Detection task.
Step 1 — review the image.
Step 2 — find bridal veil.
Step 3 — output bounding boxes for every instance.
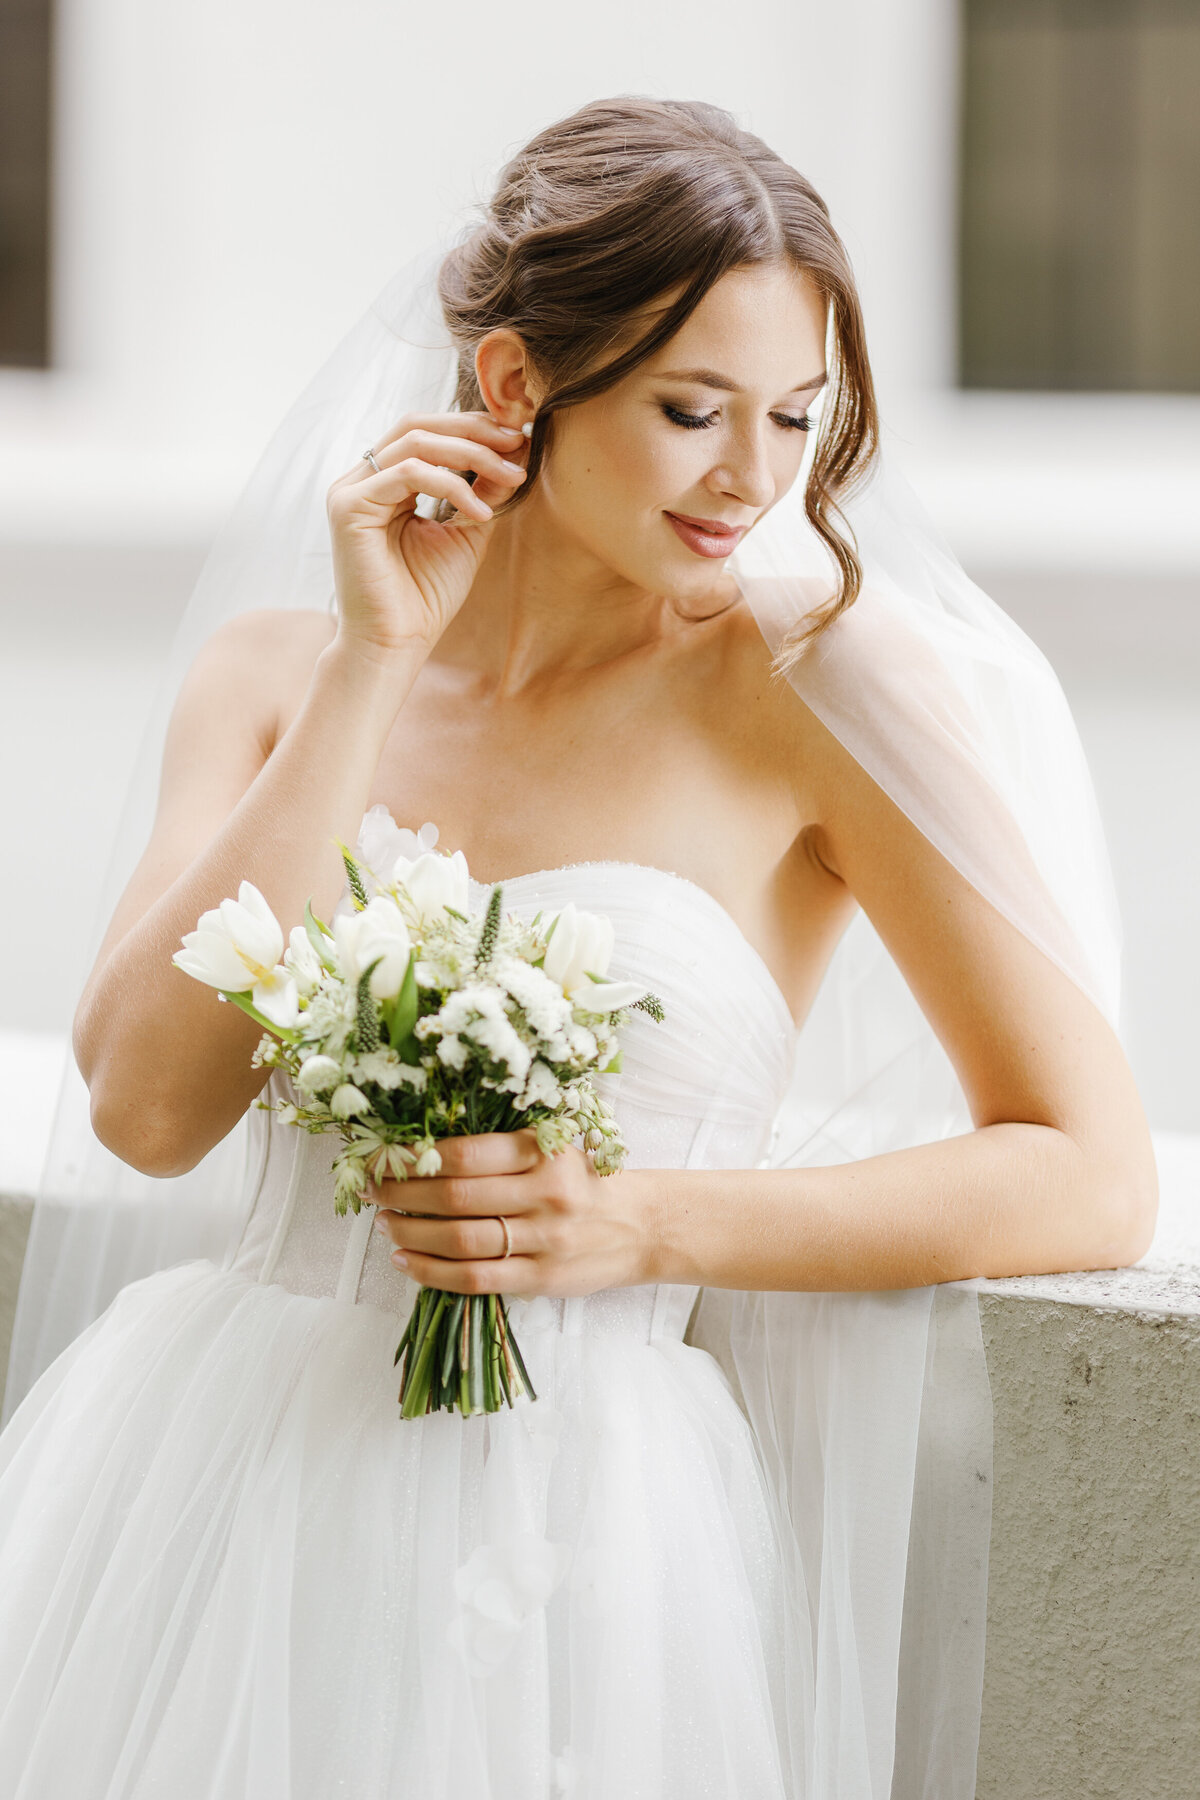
[3,230,1122,1799]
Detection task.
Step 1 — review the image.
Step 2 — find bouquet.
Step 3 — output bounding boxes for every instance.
[173,830,663,1419]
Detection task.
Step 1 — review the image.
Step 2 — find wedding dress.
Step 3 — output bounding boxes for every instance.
[0,814,810,1798]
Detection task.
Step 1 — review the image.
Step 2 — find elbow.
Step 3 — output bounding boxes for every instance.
[1091,1140,1160,1270]
[88,1080,204,1180]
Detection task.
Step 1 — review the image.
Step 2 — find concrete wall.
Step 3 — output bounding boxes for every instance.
[977,1291,1199,1799]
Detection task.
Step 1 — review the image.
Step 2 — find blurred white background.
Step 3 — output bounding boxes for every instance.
[1,0,1197,1127]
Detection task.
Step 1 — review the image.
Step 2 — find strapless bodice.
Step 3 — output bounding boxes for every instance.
[228,821,798,1346]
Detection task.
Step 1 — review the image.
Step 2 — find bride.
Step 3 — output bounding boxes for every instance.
[0,97,1156,1797]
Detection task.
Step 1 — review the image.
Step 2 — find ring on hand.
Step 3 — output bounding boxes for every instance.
[494,1215,512,1260]
[362,446,380,473]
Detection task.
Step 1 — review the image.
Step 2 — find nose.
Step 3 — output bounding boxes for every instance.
[706,422,776,512]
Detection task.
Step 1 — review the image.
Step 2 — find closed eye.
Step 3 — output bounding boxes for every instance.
[661,403,813,432]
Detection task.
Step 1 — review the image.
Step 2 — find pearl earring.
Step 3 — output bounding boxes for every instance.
[521,421,533,438]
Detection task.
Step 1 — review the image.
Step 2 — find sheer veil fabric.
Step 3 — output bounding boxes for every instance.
[4,229,1121,1797]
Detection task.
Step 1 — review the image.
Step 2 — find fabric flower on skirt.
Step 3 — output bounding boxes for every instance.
[447,1534,572,1678]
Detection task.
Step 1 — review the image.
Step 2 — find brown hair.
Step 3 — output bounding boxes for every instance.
[437,96,879,651]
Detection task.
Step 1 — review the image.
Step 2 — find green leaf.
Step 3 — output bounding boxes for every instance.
[601,1050,623,1074]
[304,898,337,968]
[380,951,420,1060]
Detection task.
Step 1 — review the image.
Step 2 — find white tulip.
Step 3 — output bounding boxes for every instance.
[174,881,304,1024]
[541,902,647,1014]
[252,969,302,1030]
[392,849,470,923]
[174,881,284,992]
[283,924,325,998]
[296,1053,343,1094]
[332,897,412,1000]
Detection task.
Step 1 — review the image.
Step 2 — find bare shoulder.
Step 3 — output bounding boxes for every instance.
[715,587,845,814]
[190,607,337,750]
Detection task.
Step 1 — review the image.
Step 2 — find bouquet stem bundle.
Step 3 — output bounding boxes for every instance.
[394,1289,538,1418]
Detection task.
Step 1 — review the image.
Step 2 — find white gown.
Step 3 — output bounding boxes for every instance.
[0,834,804,1798]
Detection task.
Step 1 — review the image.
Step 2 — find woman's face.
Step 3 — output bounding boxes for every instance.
[532,261,829,600]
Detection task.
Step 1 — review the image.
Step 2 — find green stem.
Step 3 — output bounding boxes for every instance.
[400,1289,449,1419]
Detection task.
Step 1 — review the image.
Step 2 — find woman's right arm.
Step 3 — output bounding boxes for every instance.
[75,624,422,1178]
[76,407,530,1177]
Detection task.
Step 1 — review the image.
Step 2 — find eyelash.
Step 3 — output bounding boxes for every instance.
[661,403,814,433]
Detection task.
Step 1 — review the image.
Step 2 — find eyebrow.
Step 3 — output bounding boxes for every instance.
[654,366,829,393]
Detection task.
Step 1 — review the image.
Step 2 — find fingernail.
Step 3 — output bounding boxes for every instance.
[500,460,527,476]
[391,1251,408,1268]
[495,422,524,436]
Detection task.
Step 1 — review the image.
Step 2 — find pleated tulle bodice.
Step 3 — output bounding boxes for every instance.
[228,831,798,1346]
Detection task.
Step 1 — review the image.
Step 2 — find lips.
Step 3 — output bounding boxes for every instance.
[664,511,748,559]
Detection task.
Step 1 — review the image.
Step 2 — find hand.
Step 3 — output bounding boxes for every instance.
[325,410,530,659]
[368,1130,653,1297]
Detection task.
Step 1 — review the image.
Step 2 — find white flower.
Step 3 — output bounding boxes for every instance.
[173,883,303,1027]
[355,807,439,892]
[542,902,647,1013]
[352,1051,413,1087]
[447,1534,572,1678]
[330,1083,371,1119]
[392,848,470,922]
[495,956,575,1040]
[519,1060,562,1110]
[250,968,301,1030]
[436,1034,469,1071]
[283,924,325,997]
[295,1053,343,1094]
[332,897,412,1000]
[413,1144,441,1177]
[467,1012,531,1084]
[174,881,283,991]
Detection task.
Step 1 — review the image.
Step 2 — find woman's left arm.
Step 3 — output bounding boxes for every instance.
[648,729,1159,1292]
[374,736,1158,1296]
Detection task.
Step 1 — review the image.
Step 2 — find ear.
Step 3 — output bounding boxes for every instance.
[474,329,543,430]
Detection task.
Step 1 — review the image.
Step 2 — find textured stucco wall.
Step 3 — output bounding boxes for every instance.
[976,1294,1200,1800]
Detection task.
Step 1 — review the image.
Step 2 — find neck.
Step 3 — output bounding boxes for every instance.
[434,492,684,696]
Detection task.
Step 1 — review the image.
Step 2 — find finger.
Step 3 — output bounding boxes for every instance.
[394,1249,534,1297]
[351,456,495,522]
[376,1171,538,1219]
[428,1130,543,1180]
[377,1211,514,1260]
[366,430,527,489]
[371,410,527,455]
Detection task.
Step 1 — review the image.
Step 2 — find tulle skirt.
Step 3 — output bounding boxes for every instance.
[0,1260,792,1798]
